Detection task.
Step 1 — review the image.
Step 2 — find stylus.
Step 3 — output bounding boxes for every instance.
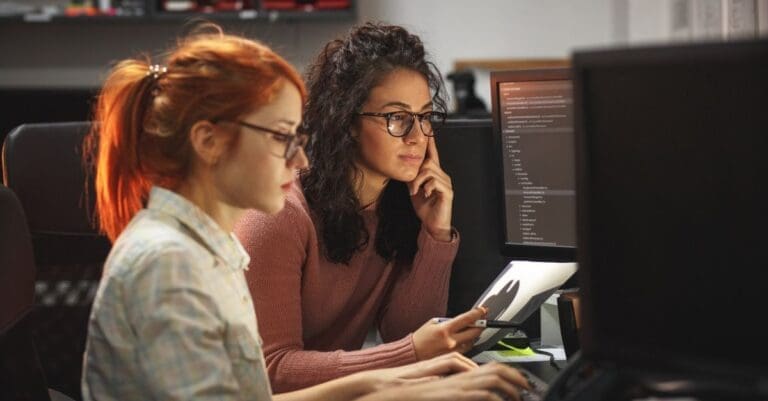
[432,318,519,328]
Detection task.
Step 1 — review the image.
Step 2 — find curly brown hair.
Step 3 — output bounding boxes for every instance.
[300,21,447,265]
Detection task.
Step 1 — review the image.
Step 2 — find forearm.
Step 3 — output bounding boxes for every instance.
[379,228,457,340]
[268,337,416,392]
[273,372,377,401]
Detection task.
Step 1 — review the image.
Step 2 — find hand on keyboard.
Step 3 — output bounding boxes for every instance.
[512,366,548,401]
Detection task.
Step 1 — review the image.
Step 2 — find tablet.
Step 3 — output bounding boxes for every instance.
[467,260,577,357]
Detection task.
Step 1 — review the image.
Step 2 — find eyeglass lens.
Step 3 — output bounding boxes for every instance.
[386,112,444,137]
[285,135,308,160]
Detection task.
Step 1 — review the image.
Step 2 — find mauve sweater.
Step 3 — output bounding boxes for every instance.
[233,183,459,393]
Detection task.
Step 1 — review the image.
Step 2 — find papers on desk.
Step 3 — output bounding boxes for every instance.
[473,347,567,363]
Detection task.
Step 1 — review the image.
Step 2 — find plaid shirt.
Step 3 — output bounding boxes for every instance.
[82,187,272,401]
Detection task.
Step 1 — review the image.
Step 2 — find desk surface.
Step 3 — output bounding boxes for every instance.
[474,354,567,385]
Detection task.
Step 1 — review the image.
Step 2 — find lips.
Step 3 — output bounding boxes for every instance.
[398,154,423,163]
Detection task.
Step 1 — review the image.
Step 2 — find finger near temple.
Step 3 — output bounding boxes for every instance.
[427,137,441,165]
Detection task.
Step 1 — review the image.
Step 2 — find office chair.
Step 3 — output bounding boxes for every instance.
[0,184,49,401]
[2,122,111,400]
[0,185,75,401]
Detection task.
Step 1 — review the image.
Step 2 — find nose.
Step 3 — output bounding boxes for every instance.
[403,120,427,145]
[288,147,309,170]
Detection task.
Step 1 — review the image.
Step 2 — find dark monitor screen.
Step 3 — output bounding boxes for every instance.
[438,118,543,337]
[574,39,768,378]
[490,68,576,261]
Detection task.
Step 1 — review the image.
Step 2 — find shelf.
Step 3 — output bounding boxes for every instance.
[152,8,354,22]
[0,1,355,24]
[0,14,146,23]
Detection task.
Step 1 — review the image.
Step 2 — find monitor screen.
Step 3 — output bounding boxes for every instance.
[574,39,768,378]
[490,68,576,261]
[436,119,509,309]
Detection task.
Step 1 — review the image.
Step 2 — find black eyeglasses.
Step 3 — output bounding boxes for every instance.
[217,120,308,160]
[358,110,447,137]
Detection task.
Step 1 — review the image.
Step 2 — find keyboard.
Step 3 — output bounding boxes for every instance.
[515,365,549,401]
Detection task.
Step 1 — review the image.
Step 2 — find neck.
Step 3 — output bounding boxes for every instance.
[175,175,243,233]
[352,164,388,209]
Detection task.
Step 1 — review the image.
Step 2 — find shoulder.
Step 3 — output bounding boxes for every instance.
[106,210,213,281]
[234,180,314,245]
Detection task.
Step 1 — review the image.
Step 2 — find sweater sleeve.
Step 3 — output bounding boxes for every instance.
[234,197,419,393]
[377,227,460,342]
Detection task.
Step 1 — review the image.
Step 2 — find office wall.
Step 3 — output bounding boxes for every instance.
[628,0,768,43]
[4,1,763,103]
[357,0,619,108]
[0,0,621,110]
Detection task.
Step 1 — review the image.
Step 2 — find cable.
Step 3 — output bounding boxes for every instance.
[531,347,561,371]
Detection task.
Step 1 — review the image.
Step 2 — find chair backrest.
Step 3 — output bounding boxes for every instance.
[0,184,35,332]
[2,122,111,400]
[0,185,51,401]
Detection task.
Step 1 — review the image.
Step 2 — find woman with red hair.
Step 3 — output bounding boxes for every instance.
[81,24,529,401]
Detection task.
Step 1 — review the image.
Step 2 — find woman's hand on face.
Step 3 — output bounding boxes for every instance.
[408,138,454,242]
[358,362,531,401]
[412,307,487,361]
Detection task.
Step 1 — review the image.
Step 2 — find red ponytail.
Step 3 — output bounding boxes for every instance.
[84,28,305,242]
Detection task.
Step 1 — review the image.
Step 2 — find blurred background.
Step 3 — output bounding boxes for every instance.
[1,0,766,142]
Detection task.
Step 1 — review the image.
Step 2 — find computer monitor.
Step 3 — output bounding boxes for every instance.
[574,39,768,380]
[436,119,511,313]
[490,68,576,261]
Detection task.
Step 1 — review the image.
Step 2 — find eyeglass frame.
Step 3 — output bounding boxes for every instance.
[214,119,308,160]
[357,110,447,137]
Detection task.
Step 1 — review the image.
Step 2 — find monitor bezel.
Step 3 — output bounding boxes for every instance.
[572,39,768,379]
[490,68,576,262]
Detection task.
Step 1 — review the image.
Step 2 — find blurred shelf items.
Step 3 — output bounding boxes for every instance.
[0,0,354,21]
[0,1,146,18]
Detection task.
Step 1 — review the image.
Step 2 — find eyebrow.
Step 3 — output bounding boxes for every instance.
[381,101,434,111]
[275,118,298,126]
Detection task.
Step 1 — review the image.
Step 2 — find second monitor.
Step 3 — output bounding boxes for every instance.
[490,68,576,261]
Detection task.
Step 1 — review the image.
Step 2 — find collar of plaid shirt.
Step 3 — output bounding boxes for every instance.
[146,186,251,271]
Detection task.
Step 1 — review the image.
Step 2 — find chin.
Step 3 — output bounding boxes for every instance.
[394,170,419,182]
[255,196,285,215]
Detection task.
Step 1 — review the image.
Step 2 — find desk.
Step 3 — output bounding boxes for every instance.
[474,348,568,384]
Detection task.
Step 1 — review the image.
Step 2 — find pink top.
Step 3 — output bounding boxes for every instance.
[234,183,459,393]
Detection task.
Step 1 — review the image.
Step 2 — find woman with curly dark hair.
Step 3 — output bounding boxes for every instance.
[234,22,490,392]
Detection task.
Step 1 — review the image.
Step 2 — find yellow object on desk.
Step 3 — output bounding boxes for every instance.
[497,340,535,356]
